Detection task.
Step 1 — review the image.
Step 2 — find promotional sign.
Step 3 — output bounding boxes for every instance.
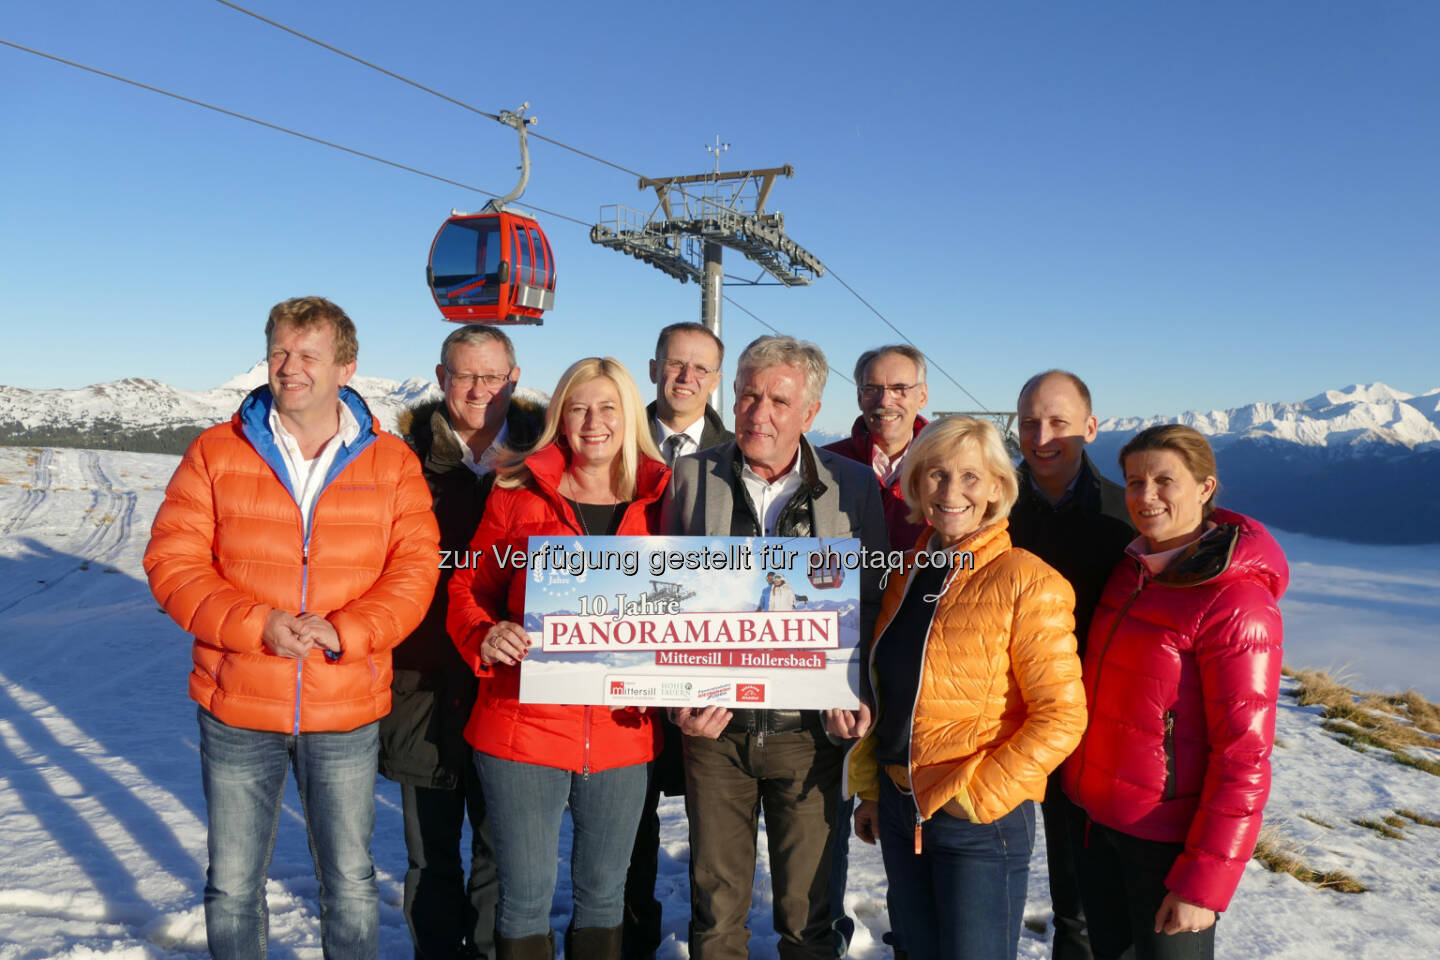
[509,535,871,709]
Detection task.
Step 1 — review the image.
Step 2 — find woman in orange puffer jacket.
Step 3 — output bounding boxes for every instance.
[846,416,1087,960]
[1064,425,1285,960]
[447,357,667,960]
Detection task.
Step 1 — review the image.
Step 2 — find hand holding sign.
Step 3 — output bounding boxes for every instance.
[481,620,531,667]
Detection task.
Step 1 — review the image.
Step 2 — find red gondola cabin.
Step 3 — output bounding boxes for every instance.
[427,210,555,324]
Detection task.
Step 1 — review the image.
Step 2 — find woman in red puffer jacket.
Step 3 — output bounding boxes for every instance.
[447,357,668,959]
[1064,424,1286,960]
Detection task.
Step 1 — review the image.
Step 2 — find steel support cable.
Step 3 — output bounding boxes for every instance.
[212,3,964,404]
[212,0,670,183]
[824,266,990,411]
[721,295,855,387]
[0,38,592,228]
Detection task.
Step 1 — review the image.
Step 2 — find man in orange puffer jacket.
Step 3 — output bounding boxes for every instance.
[144,297,439,960]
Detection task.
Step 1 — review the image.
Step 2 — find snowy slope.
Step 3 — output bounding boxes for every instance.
[1,447,1438,958]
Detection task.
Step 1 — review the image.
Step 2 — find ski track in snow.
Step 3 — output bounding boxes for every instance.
[0,446,1437,958]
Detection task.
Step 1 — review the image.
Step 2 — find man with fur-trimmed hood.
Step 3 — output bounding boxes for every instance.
[379,324,544,960]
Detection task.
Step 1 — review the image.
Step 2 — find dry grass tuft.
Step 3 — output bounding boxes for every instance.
[1353,817,1406,840]
[1291,668,1440,777]
[1299,813,1334,829]
[1252,824,1366,893]
[1397,809,1440,828]
[1386,690,1440,736]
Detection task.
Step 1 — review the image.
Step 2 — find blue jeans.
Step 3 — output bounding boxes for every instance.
[197,707,379,960]
[877,776,1034,960]
[475,751,649,939]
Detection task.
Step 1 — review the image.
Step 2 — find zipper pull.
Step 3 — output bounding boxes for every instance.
[913,810,923,855]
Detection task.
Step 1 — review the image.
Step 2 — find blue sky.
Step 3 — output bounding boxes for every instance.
[2,0,1436,430]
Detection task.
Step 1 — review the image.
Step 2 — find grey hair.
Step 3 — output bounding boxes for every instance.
[734,335,829,406]
[439,324,516,369]
[854,344,926,386]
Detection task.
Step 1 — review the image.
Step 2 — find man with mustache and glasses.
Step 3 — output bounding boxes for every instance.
[821,344,931,956]
[824,345,931,553]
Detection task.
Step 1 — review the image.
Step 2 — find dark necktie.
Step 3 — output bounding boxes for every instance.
[664,434,687,465]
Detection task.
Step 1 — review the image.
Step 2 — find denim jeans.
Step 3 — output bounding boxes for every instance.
[877,776,1034,960]
[475,751,649,939]
[197,707,379,960]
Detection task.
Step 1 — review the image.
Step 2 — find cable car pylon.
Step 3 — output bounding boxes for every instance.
[591,142,826,407]
[426,103,557,325]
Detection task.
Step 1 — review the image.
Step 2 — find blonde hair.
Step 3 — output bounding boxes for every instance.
[900,416,1019,527]
[496,357,660,499]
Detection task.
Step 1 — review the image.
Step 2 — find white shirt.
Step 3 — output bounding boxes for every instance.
[654,416,707,464]
[872,444,908,488]
[269,401,361,537]
[452,419,510,476]
[740,453,805,535]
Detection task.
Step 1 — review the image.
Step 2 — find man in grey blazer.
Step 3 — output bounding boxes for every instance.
[661,335,887,960]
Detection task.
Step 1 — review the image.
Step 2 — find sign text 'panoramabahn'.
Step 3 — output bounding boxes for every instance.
[540,610,839,652]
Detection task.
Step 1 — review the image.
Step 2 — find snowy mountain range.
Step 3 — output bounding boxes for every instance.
[1095,382,1440,456]
[1087,383,1440,544]
[3,372,1437,541]
[0,363,440,451]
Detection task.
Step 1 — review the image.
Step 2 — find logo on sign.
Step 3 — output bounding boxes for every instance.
[736,683,766,703]
[610,680,626,696]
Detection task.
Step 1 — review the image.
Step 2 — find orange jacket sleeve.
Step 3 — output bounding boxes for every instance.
[144,435,272,654]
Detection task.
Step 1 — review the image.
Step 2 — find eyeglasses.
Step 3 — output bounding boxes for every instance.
[859,382,920,398]
[660,359,717,378]
[446,369,512,390]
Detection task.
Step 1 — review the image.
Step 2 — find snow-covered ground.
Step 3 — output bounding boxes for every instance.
[1,446,1437,958]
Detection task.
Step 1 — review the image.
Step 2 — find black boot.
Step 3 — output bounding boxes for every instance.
[496,931,554,960]
[563,924,623,959]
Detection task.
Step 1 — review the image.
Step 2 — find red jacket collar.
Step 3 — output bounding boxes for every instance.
[522,440,670,508]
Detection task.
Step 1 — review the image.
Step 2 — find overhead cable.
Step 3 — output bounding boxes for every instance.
[722,295,855,387]
[825,266,989,410]
[213,0,657,182]
[0,38,592,228]
[212,0,980,406]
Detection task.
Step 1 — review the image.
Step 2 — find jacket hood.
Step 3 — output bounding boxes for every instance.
[398,393,547,466]
[1152,508,1288,600]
